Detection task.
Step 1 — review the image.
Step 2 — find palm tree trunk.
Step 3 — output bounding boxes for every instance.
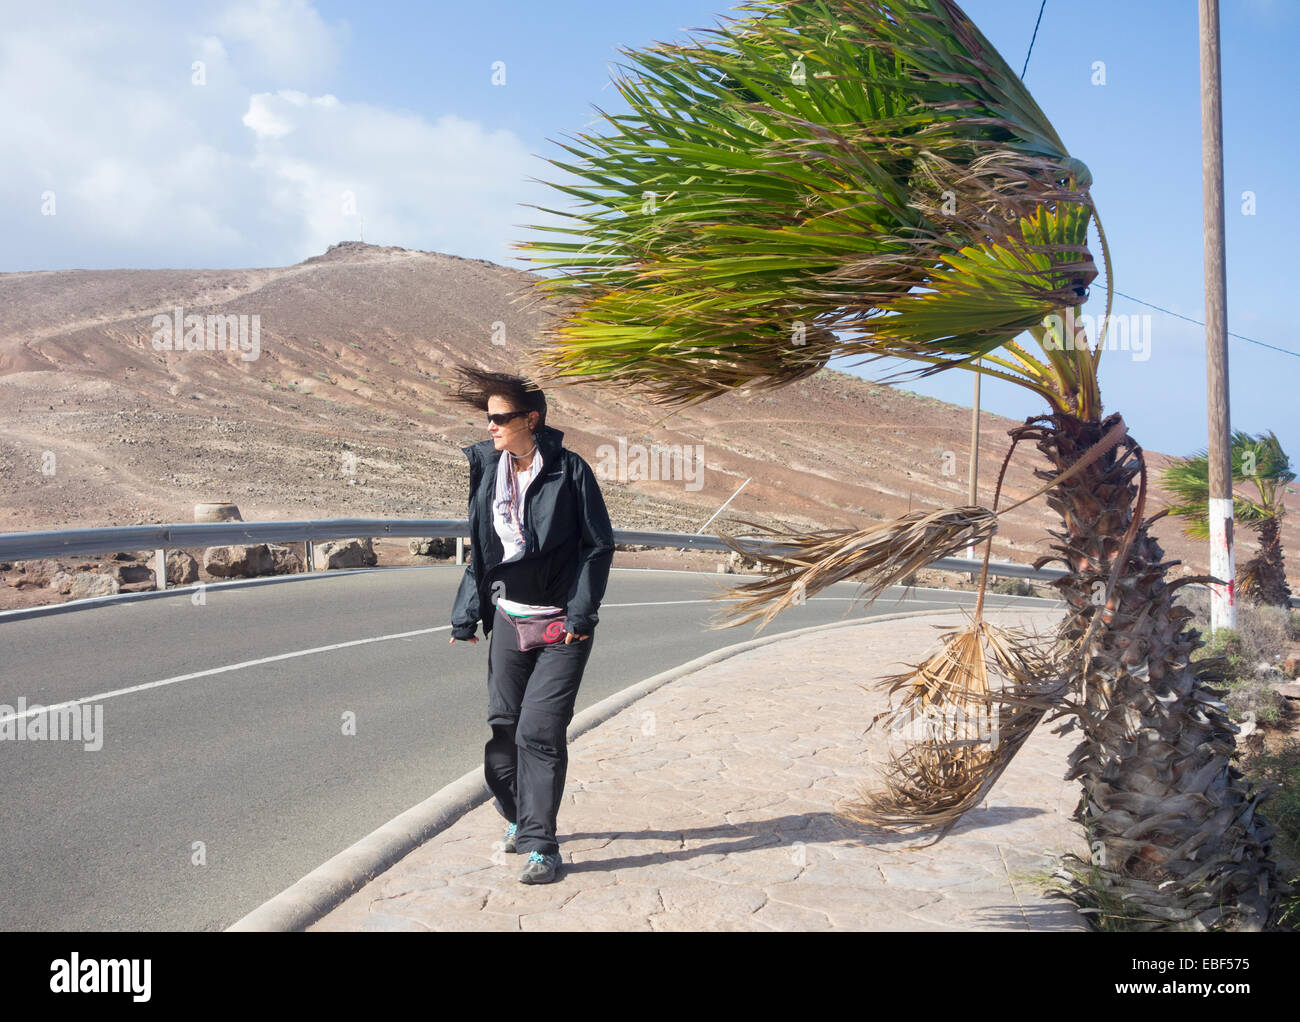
[1246,517,1292,607]
[1026,411,1282,929]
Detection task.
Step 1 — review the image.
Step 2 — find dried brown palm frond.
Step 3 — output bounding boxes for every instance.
[1237,556,1265,602]
[836,616,1067,845]
[706,420,1129,637]
[705,506,998,633]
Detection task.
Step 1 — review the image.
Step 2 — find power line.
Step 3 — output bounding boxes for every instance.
[1099,284,1300,359]
[1015,2,1295,362]
[1021,1,1048,79]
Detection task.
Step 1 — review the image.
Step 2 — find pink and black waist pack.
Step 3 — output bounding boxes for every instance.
[506,610,569,651]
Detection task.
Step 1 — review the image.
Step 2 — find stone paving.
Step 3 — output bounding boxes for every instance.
[310,609,1088,931]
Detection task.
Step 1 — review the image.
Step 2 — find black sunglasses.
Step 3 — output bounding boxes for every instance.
[487,410,530,426]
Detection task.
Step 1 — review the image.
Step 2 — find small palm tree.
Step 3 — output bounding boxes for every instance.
[514,0,1283,929]
[1162,430,1295,607]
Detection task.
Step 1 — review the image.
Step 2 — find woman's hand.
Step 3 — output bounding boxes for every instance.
[563,631,589,643]
[449,635,479,644]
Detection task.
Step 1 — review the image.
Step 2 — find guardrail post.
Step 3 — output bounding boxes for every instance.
[456,537,464,565]
[154,548,167,591]
[304,540,314,573]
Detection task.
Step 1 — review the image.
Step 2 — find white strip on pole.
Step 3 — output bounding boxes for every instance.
[1208,496,1236,632]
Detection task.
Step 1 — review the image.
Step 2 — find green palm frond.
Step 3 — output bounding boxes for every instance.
[833,201,1095,405]
[1159,430,1294,537]
[515,0,1105,416]
[1234,429,1295,517]
[1161,455,1214,538]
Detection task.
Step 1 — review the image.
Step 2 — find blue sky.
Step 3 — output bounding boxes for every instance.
[2,0,1295,461]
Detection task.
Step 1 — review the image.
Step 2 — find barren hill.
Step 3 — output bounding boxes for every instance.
[1,241,1294,594]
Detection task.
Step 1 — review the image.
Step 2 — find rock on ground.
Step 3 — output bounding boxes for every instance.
[204,544,273,578]
[408,537,459,557]
[166,550,199,584]
[69,573,120,599]
[312,538,377,571]
[268,544,303,574]
[113,562,155,585]
[7,559,63,588]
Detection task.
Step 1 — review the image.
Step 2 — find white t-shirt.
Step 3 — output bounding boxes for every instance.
[491,444,564,617]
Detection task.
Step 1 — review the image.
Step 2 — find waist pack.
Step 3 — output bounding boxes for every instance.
[505,609,569,652]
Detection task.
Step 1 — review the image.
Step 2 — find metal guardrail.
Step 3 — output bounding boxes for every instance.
[0,519,801,562]
[3,516,1293,615]
[0,519,466,562]
[0,517,1067,590]
[928,556,1063,581]
[5,517,1293,605]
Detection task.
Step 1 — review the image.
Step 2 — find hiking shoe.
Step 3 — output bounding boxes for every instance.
[518,850,562,884]
[502,822,518,854]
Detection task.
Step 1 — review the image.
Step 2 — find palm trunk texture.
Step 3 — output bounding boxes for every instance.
[1241,517,1292,608]
[1027,412,1283,930]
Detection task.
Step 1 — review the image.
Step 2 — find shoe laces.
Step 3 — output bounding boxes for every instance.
[506,823,517,836]
[528,850,548,864]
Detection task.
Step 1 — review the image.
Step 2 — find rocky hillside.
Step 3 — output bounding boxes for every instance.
[1,241,1294,602]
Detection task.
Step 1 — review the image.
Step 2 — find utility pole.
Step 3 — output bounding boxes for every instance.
[1199,0,1235,632]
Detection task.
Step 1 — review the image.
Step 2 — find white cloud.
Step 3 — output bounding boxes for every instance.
[0,0,535,271]
[211,0,348,84]
[240,91,534,261]
[243,94,296,137]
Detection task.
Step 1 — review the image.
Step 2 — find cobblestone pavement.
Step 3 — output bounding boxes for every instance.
[310,609,1088,931]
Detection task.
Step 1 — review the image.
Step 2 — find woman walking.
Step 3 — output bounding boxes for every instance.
[448,365,614,884]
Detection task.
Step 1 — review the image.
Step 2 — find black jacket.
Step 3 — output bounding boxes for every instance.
[450,424,614,640]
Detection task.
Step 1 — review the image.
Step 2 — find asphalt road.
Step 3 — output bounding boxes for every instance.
[0,566,1059,930]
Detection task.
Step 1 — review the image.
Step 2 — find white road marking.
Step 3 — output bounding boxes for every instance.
[0,625,446,724]
[1,592,1049,723]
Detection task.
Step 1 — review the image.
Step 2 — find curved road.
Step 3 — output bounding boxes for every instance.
[0,565,1059,930]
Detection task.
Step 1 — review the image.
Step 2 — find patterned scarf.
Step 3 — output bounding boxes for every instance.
[495,442,538,550]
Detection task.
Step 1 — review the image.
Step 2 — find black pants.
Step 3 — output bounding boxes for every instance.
[484,605,594,856]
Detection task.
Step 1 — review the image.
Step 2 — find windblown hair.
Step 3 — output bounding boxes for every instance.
[450,363,547,429]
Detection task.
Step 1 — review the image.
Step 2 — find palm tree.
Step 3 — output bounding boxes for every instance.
[513,0,1283,929]
[1162,430,1295,607]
